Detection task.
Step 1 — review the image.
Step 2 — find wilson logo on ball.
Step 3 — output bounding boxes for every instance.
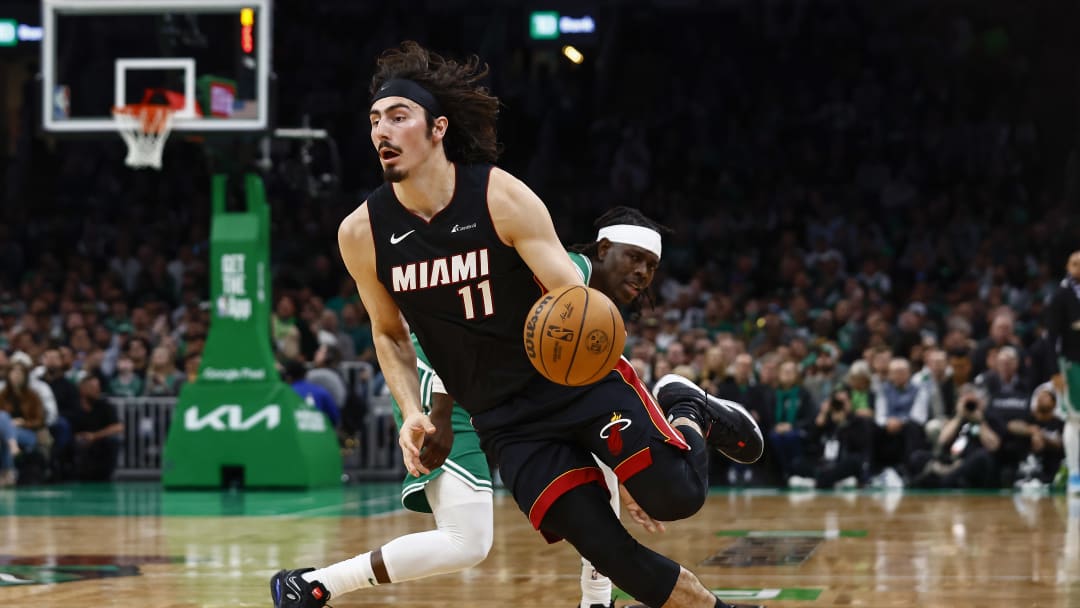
[523,295,552,360]
[522,285,626,387]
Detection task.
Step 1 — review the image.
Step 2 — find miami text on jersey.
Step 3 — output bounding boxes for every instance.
[390,248,491,292]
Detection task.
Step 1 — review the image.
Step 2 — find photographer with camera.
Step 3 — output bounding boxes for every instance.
[910,384,1001,489]
[786,386,873,489]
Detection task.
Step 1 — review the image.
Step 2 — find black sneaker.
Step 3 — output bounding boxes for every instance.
[652,374,764,464]
[270,568,330,608]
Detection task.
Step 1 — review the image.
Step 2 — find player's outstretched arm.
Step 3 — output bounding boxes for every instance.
[487,168,584,291]
[339,204,434,476]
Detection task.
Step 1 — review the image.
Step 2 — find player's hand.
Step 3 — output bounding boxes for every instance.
[620,484,665,534]
[399,412,436,477]
[420,394,455,470]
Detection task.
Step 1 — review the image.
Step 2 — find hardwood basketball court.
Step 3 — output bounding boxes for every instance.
[1,484,1077,607]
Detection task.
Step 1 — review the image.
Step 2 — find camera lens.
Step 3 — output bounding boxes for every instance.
[964,400,977,412]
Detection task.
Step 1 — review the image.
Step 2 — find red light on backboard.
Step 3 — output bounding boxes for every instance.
[240,8,254,53]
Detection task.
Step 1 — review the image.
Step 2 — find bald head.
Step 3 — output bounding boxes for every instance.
[1068,250,1080,281]
[887,358,911,387]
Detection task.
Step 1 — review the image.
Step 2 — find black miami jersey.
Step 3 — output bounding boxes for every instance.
[367,164,546,414]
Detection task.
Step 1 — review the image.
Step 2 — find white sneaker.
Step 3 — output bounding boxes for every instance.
[833,476,858,490]
[871,467,904,490]
[1015,478,1047,495]
[787,475,816,489]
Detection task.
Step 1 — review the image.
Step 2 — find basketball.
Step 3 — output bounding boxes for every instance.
[523,285,626,386]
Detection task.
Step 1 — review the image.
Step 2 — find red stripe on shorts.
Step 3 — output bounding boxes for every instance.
[614,358,689,451]
[528,466,605,535]
[613,446,653,482]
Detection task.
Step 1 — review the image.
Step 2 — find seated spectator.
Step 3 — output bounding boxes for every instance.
[6,351,58,430]
[911,385,1001,489]
[109,355,144,397]
[979,346,1032,477]
[143,346,184,397]
[716,353,771,426]
[306,345,348,413]
[972,311,1026,380]
[183,352,202,384]
[281,358,340,427]
[844,361,875,418]
[0,408,18,486]
[126,337,151,378]
[916,348,957,444]
[803,342,847,406]
[767,360,815,483]
[68,373,124,481]
[873,357,929,477]
[0,356,48,472]
[788,385,873,489]
[1006,385,1065,488]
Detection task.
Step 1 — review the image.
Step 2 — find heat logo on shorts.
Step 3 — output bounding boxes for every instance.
[600,413,632,456]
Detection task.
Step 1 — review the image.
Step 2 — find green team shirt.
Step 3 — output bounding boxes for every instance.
[568,250,594,285]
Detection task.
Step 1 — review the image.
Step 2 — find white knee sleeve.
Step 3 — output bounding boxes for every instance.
[380,472,494,582]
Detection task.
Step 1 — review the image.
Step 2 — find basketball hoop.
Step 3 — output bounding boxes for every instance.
[111,102,175,169]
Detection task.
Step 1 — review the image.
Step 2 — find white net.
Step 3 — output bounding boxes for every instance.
[112,104,175,169]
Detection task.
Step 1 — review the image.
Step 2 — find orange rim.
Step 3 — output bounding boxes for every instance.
[112,104,175,135]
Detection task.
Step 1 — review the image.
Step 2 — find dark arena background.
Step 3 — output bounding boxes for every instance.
[1,1,1079,607]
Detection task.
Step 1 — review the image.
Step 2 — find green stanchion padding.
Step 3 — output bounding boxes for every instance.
[162,174,342,488]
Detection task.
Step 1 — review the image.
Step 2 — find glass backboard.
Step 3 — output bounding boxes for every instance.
[42,0,272,133]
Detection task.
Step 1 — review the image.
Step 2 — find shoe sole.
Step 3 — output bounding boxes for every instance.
[653,374,764,464]
[707,394,764,464]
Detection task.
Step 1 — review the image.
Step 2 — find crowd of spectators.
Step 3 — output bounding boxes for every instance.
[1,1,1078,488]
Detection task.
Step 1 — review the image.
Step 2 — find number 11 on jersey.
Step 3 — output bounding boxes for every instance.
[457,279,494,320]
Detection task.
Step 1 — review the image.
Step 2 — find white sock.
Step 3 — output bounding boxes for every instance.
[1065,419,1079,477]
[304,552,377,596]
[579,557,612,608]
[304,472,493,598]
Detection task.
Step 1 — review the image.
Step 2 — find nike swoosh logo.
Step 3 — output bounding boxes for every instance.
[390,230,416,244]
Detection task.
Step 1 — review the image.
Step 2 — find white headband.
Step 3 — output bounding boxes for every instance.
[597,225,662,259]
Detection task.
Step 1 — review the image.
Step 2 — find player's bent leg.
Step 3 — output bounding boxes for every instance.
[578,457,620,608]
[544,484,761,608]
[620,428,709,522]
[382,472,494,580]
[271,473,493,607]
[542,483,680,608]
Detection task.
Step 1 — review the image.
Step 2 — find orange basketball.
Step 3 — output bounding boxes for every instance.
[523,285,626,386]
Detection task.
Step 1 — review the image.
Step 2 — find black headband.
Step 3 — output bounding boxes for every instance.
[371,78,444,117]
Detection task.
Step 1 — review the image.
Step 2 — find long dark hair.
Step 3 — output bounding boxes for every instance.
[370,41,501,164]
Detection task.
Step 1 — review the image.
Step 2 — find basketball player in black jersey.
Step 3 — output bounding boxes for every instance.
[270,42,763,608]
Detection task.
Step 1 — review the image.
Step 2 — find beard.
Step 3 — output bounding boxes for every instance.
[383,165,408,183]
